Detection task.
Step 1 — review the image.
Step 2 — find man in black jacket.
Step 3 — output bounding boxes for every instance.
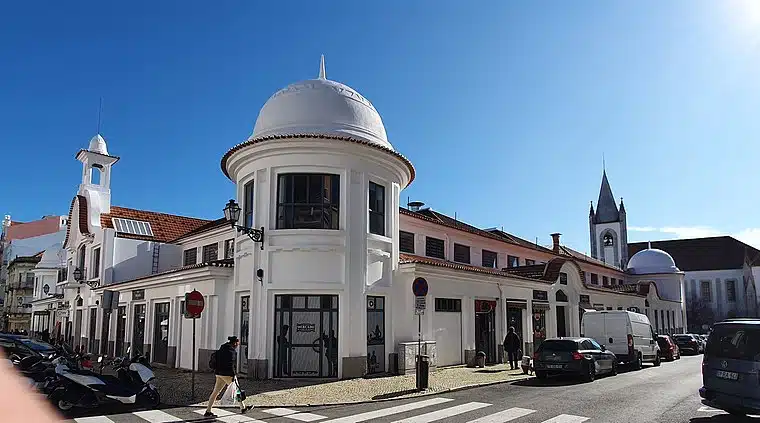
[205,336,250,417]
[503,326,521,370]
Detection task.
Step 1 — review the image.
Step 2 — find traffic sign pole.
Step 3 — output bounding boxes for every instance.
[184,290,205,401]
[411,278,429,391]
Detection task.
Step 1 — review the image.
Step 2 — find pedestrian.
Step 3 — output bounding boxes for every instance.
[204,336,252,418]
[503,326,521,370]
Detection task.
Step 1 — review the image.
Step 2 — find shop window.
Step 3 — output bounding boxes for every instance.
[277,173,340,230]
[425,237,445,259]
[435,298,461,312]
[453,243,470,264]
[399,231,415,253]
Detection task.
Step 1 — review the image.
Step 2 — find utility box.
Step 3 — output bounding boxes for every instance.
[416,355,429,391]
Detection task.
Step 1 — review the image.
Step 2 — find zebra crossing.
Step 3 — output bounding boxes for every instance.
[69,396,591,423]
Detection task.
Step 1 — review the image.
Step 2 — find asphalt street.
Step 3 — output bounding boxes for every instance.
[60,355,758,423]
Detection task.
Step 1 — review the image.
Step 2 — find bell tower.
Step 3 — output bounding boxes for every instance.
[589,170,628,268]
[76,133,119,221]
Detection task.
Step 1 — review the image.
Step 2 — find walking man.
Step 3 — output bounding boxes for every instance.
[205,336,251,418]
[503,326,521,370]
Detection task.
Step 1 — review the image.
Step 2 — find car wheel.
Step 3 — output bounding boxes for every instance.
[57,399,74,411]
[536,371,547,380]
[584,361,596,382]
[633,353,643,370]
[654,353,661,367]
[610,361,618,376]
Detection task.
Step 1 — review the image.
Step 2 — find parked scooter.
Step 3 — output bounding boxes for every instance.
[48,347,159,412]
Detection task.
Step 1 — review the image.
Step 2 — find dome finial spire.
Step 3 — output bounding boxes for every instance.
[647,241,652,249]
[318,54,326,80]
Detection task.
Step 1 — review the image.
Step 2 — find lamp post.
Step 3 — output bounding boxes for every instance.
[223,199,265,250]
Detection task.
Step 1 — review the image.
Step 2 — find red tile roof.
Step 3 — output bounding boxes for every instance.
[97,259,234,288]
[63,195,90,248]
[399,253,552,284]
[170,218,229,242]
[101,207,212,243]
[220,133,415,185]
[557,245,626,274]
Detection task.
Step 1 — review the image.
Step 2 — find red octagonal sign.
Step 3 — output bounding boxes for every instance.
[185,290,205,318]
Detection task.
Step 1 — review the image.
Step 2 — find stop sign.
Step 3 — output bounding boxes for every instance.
[185,290,205,318]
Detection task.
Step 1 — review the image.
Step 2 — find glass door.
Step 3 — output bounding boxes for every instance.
[367,296,385,374]
[115,306,126,357]
[101,310,111,355]
[239,296,250,375]
[88,308,97,353]
[152,302,170,364]
[132,304,146,356]
[474,300,497,364]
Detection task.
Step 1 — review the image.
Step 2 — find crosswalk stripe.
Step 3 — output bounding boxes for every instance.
[319,398,455,423]
[193,408,265,423]
[391,402,492,423]
[132,409,181,422]
[466,407,536,423]
[262,408,326,422]
[539,415,589,423]
[264,408,299,416]
[74,417,115,423]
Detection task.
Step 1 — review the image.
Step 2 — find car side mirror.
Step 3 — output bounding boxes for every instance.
[98,356,103,363]
[600,345,606,352]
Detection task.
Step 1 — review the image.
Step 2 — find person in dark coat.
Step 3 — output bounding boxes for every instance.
[503,326,521,370]
[205,336,251,417]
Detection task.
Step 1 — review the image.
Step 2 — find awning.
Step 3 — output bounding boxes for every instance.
[505,299,528,309]
[531,302,550,311]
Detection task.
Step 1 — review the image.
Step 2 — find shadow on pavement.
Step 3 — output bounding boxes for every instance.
[372,389,421,400]
[690,416,759,422]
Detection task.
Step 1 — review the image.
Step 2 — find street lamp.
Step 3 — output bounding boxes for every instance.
[223,199,265,250]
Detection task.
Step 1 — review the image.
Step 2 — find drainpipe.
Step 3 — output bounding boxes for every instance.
[497,282,507,361]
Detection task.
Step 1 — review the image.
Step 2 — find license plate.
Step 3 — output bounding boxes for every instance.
[716,370,739,380]
[547,364,564,369]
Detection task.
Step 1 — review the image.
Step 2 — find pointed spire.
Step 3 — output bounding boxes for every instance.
[595,170,620,223]
[619,197,626,213]
[589,201,595,216]
[318,54,326,80]
[647,241,652,249]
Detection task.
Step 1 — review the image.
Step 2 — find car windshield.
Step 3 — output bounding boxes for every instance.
[540,340,578,352]
[673,335,692,341]
[707,325,760,362]
[19,339,55,352]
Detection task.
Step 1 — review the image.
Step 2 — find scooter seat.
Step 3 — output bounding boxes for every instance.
[90,379,136,398]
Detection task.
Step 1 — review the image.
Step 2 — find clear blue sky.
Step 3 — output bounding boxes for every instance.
[2,1,760,251]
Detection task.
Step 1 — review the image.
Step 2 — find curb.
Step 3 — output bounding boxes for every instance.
[193,373,533,409]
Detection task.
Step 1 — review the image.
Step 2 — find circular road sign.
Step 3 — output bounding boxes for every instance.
[412,277,429,297]
[185,290,205,317]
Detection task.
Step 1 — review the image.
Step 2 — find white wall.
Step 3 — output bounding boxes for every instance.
[112,238,156,283]
[684,269,746,320]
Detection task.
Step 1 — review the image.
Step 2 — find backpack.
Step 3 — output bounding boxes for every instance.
[209,351,217,370]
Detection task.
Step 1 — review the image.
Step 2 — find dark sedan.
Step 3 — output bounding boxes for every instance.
[533,337,618,382]
[0,335,56,359]
[672,334,701,355]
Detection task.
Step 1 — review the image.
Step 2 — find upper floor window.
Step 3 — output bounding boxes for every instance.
[559,272,568,285]
[243,180,254,228]
[507,255,519,268]
[224,239,235,259]
[399,231,415,254]
[425,237,445,259]
[525,259,535,266]
[453,243,470,264]
[91,247,101,279]
[57,268,67,283]
[603,233,614,246]
[610,277,616,285]
[78,244,86,272]
[183,248,197,266]
[726,280,736,302]
[202,243,218,263]
[602,276,609,286]
[590,273,598,285]
[701,280,712,302]
[277,173,340,230]
[482,250,497,268]
[368,182,385,236]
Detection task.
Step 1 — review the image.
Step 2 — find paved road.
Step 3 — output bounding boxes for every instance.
[61,355,758,423]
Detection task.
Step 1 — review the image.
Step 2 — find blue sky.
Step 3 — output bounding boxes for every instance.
[2,1,760,252]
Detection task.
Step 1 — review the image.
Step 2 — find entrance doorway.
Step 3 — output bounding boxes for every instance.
[101,310,111,355]
[88,308,97,353]
[274,295,339,378]
[132,304,146,356]
[115,306,126,357]
[556,306,567,338]
[153,303,170,364]
[507,305,524,347]
[74,310,83,350]
[366,296,385,374]
[239,296,250,375]
[532,304,548,353]
[474,300,497,365]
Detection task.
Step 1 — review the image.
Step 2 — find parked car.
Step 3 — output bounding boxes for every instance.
[581,310,661,369]
[533,337,618,382]
[656,335,680,361]
[689,334,706,353]
[673,334,701,355]
[0,335,55,359]
[698,334,709,351]
[699,318,760,417]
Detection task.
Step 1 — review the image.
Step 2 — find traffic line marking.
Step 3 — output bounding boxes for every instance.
[74,417,115,423]
[391,402,492,423]
[540,415,590,423]
[319,397,455,423]
[262,408,326,421]
[132,409,181,422]
[466,407,536,423]
[193,408,265,423]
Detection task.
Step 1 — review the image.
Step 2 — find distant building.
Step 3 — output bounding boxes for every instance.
[629,237,760,331]
[3,252,42,332]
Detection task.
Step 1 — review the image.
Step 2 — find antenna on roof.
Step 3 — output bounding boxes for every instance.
[407,196,410,210]
[454,212,457,222]
[96,97,103,134]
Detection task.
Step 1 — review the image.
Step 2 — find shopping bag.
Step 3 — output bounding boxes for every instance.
[216,379,239,407]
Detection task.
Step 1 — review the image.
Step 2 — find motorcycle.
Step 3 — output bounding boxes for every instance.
[48,347,159,412]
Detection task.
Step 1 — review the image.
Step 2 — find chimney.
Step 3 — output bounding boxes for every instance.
[550,233,562,253]
[408,201,425,212]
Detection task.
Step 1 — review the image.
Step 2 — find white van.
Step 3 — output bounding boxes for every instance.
[580,310,661,369]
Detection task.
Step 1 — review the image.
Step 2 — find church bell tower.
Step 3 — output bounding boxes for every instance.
[589,170,628,269]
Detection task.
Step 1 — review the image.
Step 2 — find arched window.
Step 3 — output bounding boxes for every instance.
[556,290,568,302]
[90,164,103,185]
[603,233,614,246]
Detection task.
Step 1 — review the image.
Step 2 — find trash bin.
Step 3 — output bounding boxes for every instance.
[416,355,429,391]
[475,351,486,368]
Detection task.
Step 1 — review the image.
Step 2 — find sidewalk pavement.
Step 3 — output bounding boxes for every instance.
[156,364,532,407]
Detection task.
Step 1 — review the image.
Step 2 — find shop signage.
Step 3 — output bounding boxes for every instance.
[579,295,590,304]
[296,322,316,333]
[532,290,548,302]
[132,289,145,301]
[475,300,496,314]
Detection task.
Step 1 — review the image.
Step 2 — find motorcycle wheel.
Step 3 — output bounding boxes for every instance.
[139,388,160,407]
[57,399,75,411]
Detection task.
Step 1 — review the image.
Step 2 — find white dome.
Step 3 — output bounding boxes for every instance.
[88,134,109,155]
[627,248,680,275]
[251,57,392,150]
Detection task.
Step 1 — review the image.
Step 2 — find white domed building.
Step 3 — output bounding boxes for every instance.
[222,56,414,378]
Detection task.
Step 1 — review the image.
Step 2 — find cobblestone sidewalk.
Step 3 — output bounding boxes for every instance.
[156,364,531,407]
